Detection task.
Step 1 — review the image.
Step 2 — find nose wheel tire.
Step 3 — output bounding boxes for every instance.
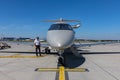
[58,56,64,66]
[58,50,65,66]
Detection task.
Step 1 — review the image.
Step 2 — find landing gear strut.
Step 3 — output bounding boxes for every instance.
[58,50,65,66]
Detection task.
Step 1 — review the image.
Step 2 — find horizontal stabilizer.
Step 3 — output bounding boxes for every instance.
[43,18,80,23]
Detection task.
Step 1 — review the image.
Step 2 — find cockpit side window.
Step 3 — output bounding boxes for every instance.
[48,24,73,30]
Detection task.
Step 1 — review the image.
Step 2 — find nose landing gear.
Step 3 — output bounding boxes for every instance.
[58,50,65,67]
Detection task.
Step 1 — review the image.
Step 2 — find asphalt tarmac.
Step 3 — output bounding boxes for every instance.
[0,43,120,80]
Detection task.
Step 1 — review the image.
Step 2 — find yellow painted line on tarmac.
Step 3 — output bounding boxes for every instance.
[35,66,66,80]
[0,54,47,58]
[35,66,89,80]
[35,68,59,72]
[36,67,88,72]
[65,68,89,72]
[59,66,65,80]
[0,56,38,58]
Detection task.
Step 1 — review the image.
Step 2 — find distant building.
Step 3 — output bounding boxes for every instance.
[17,37,32,41]
[2,37,15,41]
[1,37,33,41]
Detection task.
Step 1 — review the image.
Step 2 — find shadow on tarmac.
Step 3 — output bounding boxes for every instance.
[63,52,85,68]
[62,50,120,68]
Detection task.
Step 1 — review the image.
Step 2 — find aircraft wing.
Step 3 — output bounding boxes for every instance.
[74,42,116,47]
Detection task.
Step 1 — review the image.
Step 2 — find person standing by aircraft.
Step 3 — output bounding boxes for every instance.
[34,37,41,56]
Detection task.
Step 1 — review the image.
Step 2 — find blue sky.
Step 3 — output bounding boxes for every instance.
[0,0,120,40]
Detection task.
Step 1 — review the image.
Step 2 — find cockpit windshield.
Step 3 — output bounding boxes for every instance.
[48,24,73,30]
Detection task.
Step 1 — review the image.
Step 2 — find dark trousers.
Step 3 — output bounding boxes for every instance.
[35,45,41,56]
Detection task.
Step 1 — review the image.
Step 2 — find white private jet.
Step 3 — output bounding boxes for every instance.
[44,18,80,66]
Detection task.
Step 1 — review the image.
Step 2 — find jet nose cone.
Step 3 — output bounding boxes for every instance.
[55,40,73,48]
[58,43,61,47]
[47,30,75,48]
[57,43,66,47]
